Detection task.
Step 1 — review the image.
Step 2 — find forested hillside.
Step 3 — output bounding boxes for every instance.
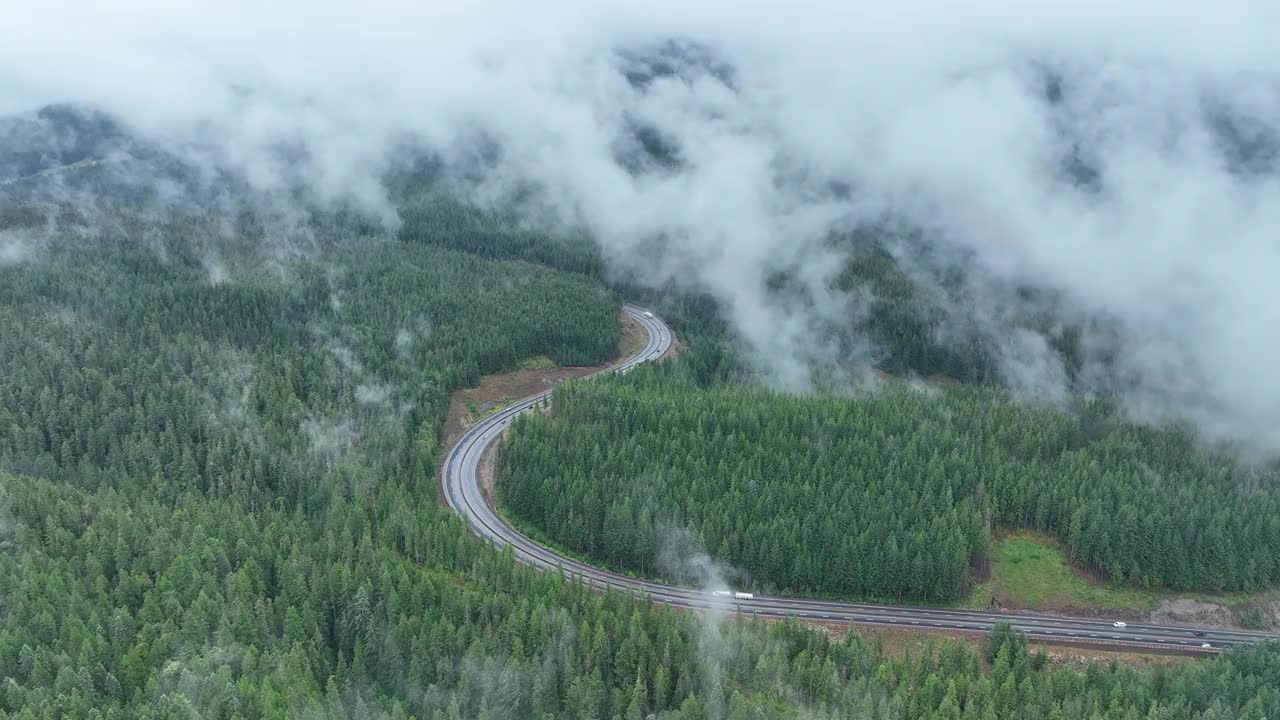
[398,194,606,279]
[0,214,649,718]
[1,196,1280,717]
[499,362,1280,601]
[831,241,1001,385]
[4,458,1279,720]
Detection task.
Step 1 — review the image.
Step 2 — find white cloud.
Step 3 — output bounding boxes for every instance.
[5,0,1280,447]
[0,232,33,265]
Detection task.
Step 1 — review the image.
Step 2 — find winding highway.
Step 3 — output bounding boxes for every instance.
[443,305,1278,655]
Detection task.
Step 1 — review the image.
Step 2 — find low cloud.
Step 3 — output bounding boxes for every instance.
[656,527,739,719]
[0,232,33,266]
[658,527,735,594]
[302,417,358,465]
[5,0,1280,449]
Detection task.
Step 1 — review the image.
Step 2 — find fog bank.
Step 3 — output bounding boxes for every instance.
[5,0,1280,448]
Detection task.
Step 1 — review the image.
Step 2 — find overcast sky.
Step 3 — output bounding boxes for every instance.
[5,0,1280,449]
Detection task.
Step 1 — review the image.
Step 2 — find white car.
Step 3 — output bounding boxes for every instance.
[643,311,654,318]
[1112,621,1127,628]
[1201,643,1212,649]
[733,592,754,600]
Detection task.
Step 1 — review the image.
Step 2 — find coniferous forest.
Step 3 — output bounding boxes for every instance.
[0,192,1278,718]
[499,360,1280,600]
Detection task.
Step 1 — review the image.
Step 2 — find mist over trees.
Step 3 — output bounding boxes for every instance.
[4,194,1268,719]
[0,208,631,717]
[9,0,1280,447]
[2,84,1280,718]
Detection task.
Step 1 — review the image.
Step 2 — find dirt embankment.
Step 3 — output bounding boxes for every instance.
[477,436,501,505]
[772,622,1193,667]
[1148,599,1236,629]
[1147,597,1280,631]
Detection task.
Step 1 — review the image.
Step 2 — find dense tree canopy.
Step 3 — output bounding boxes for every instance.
[500,363,1280,600]
[2,198,1279,719]
[398,194,606,278]
[5,457,1280,719]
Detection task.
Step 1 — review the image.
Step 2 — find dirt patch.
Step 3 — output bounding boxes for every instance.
[1263,599,1280,627]
[840,625,985,655]
[660,334,687,361]
[618,312,649,359]
[477,429,501,505]
[1036,644,1195,668]
[1148,599,1235,629]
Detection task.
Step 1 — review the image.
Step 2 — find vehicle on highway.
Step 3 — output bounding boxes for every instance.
[1194,631,1206,637]
[733,592,754,599]
[1112,621,1127,628]
[1202,643,1212,649]
[643,311,654,318]
[712,590,731,597]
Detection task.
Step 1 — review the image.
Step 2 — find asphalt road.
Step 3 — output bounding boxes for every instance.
[443,305,1278,655]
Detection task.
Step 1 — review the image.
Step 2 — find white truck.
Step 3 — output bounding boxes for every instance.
[711,590,754,600]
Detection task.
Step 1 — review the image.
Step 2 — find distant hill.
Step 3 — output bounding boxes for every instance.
[0,104,131,183]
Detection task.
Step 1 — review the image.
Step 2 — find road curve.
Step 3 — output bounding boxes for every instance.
[443,305,1278,655]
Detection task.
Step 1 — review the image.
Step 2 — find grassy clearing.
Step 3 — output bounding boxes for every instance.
[964,532,1269,618]
[966,533,1158,613]
[518,355,557,370]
